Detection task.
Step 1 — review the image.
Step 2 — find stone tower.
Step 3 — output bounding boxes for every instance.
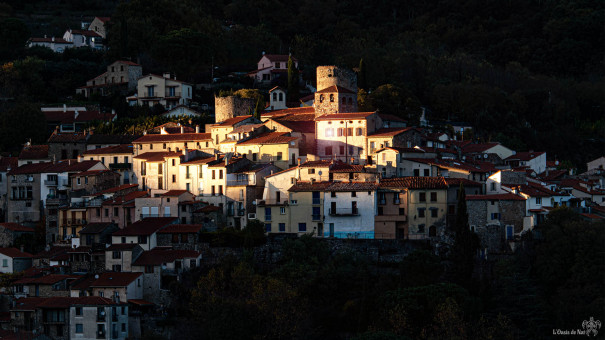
[214,96,256,123]
[314,66,358,117]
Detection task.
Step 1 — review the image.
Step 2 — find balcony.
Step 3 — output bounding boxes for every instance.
[44,179,58,186]
[329,208,359,216]
[165,91,181,98]
[109,163,132,170]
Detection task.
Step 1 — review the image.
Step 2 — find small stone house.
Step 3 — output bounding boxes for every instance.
[0,223,35,247]
[0,248,33,274]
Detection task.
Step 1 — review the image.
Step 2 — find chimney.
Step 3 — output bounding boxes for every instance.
[52,36,55,42]
[160,127,167,135]
[77,154,83,163]
[195,125,200,133]
[20,245,24,252]
[74,110,79,119]
[180,126,184,134]
[163,72,171,79]
[143,130,147,135]
[215,154,220,161]
[297,157,301,166]
[111,109,115,115]
[63,104,67,112]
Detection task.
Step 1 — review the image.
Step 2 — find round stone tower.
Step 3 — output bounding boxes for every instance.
[214,96,256,123]
[316,66,358,93]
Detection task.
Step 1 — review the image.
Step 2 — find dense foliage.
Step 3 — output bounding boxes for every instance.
[161,208,604,339]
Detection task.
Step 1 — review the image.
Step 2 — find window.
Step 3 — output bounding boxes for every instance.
[325,128,334,137]
[430,209,438,218]
[218,185,223,195]
[112,264,122,272]
[536,197,542,204]
[280,207,286,215]
[506,225,514,239]
[121,323,126,332]
[75,307,82,316]
[351,191,357,197]
[172,174,176,183]
[308,169,315,174]
[491,213,501,220]
[277,223,286,232]
[430,192,437,202]
[418,208,425,218]
[413,169,420,176]
[337,128,344,137]
[356,128,363,136]
[331,191,336,198]
[298,223,307,232]
[77,178,81,185]
[112,251,121,259]
[145,265,154,273]
[339,146,345,155]
[424,169,430,176]
[325,146,332,155]
[75,324,83,334]
[277,152,282,161]
[347,128,353,136]
[419,192,426,202]
[329,94,334,102]
[377,207,383,215]
[265,207,272,221]
[219,170,223,179]
[212,170,215,179]
[138,235,147,244]
[399,208,405,215]
[172,159,176,166]
[113,207,119,216]
[418,224,425,233]
[265,223,271,232]
[490,182,496,191]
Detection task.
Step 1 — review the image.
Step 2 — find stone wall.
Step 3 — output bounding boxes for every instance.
[316,66,357,92]
[500,200,526,234]
[214,96,255,123]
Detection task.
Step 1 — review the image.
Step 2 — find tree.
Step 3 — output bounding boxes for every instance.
[357,58,367,91]
[233,88,264,118]
[0,18,30,62]
[449,183,479,287]
[287,54,299,103]
[0,102,47,153]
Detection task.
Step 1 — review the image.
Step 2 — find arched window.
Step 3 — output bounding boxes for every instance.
[272,93,277,101]
[330,94,334,102]
[319,94,324,103]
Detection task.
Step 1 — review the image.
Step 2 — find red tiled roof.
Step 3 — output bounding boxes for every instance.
[14,274,71,285]
[376,146,426,154]
[48,132,87,143]
[97,183,138,195]
[315,112,375,120]
[8,162,52,175]
[262,54,297,62]
[539,169,567,181]
[269,115,316,133]
[133,133,211,143]
[379,177,449,189]
[316,85,355,94]
[236,132,297,145]
[0,248,32,258]
[83,144,133,155]
[506,151,545,161]
[101,191,148,205]
[133,151,182,162]
[11,297,47,311]
[261,107,315,117]
[0,156,18,171]
[368,128,414,138]
[288,181,332,192]
[157,224,203,234]
[329,162,365,173]
[180,156,216,165]
[96,16,111,23]
[581,213,604,220]
[215,115,254,127]
[69,29,101,37]
[405,158,491,173]
[114,60,138,66]
[106,243,140,251]
[0,223,34,232]
[79,222,114,234]
[466,193,526,201]
[194,205,222,213]
[518,183,557,197]
[19,145,49,160]
[161,190,189,197]
[90,272,142,287]
[128,299,154,306]
[74,169,116,177]
[265,166,297,178]
[444,178,483,187]
[378,113,406,122]
[33,246,70,260]
[461,143,501,153]
[328,182,378,191]
[113,217,177,236]
[132,248,201,266]
[299,160,332,168]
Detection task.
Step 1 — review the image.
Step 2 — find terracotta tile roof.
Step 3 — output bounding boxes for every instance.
[79,222,114,234]
[265,166,297,178]
[114,60,138,66]
[11,298,47,311]
[368,128,414,138]
[48,160,102,173]
[14,274,71,285]
[299,160,332,168]
[315,112,375,120]
[327,182,378,191]
[157,224,203,234]
[0,157,18,171]
[8,162,52,175]
[329,161,365,173]
[215,115,253,127]
[405,158,491,173]
[133,248,201,266]
[288,181,332,192]
[90,272,142,287]
[133,133,211,144]
[96,16,111,23]
[83,144,133,155]
[133,151,182,162]
[97,183,138,195]
[262,54,297,62]
[236,132,297,145]
[261,107,315,117]
[0,223,34,232]
[518,183,557,197]
[87,134,140,145]
[376,146,426,154]
[230,124,265,134]
[128,299,154,306]
[538,169,567,181]
[581,213,604,220]
[30,37,71,44]
[316,85,355,94]
[33,246,69,260]
[231,163,273,173]
[207,156,247,167]
[505,151,545,161]
[112,217,177,236]
[163,126,195,134]
[48,132,88,143]
[0,248,33,258]
[379,177,449,189]
[45,296,119,307]
[180,156,216,165]
[101,191,148,205]
[466,193,526,201]
[74,169,115,177]
[194,205,222,213]
[268,116,316,134]
[444,178,483,187]
[461,143,501,153]
[19,145,49,160]
[161,190,189,197]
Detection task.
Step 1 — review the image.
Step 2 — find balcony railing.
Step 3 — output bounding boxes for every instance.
[165,91,181,97]
[109,163,132,170]
[44,179,58,186]
[329,208,359,216]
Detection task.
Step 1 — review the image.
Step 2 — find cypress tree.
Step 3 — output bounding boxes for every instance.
[287,55,299,103]
[358,58,367,91]
[450,183,479,287]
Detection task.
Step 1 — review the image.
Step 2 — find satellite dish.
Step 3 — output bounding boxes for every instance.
[94,274,99,279]
[484,154,488,158]
[318,171,323,176]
